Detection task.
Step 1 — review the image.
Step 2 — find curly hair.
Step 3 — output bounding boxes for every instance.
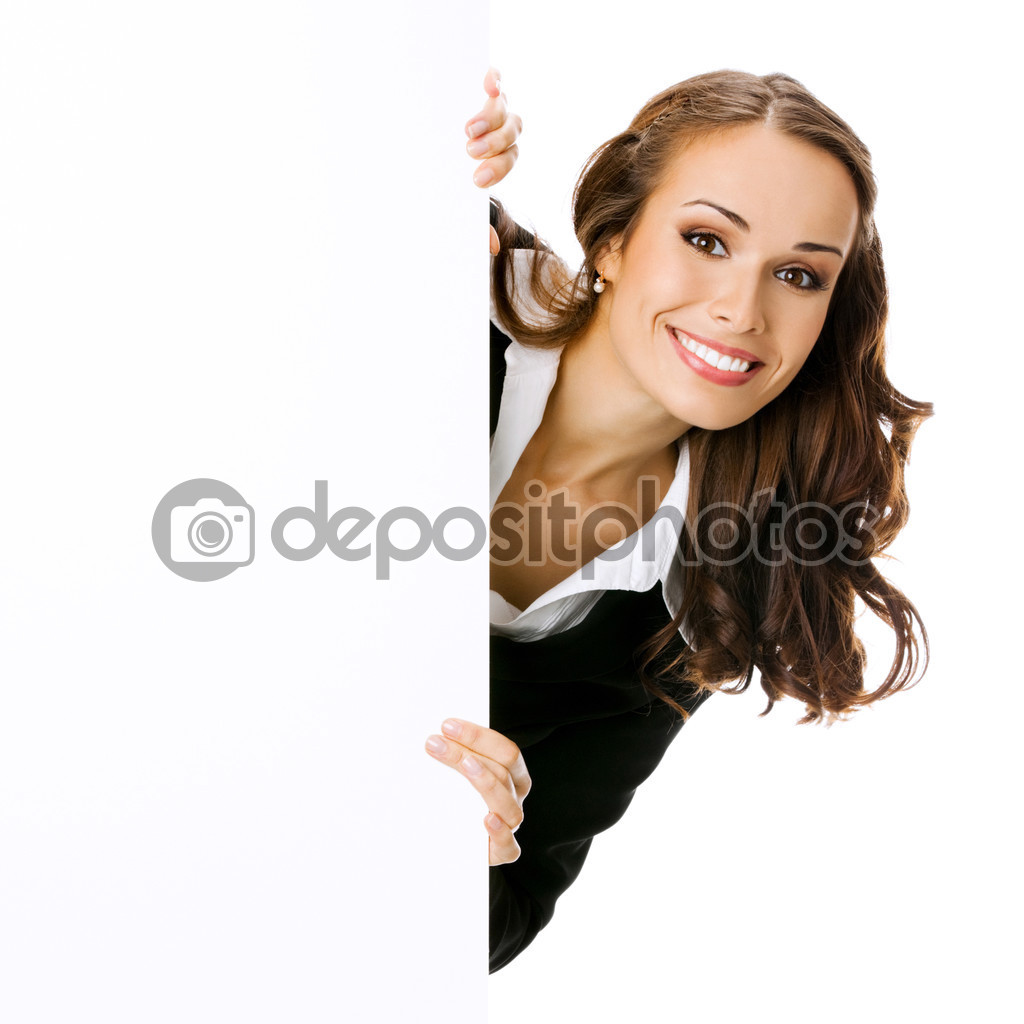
[491,70,932,723]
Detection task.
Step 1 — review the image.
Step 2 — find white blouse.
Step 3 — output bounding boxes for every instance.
[489,252,690,643]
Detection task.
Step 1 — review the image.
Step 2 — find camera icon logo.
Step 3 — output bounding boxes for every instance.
[153,479,255,582]
[169,498,253,565]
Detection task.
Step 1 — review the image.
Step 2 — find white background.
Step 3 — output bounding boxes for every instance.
[1,3,1020,1023]
[0,2,488,1021]
[489,3,1022,1023]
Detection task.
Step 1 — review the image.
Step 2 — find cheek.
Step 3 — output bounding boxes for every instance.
[619,249,706,309]
[783,309,829,369]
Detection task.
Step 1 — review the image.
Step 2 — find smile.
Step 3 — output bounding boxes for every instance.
[671,328,755,372]
[667,327,763,386]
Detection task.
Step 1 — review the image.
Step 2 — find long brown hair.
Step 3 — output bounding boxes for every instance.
[491,70,931,723]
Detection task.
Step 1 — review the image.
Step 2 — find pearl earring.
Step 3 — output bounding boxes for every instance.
[593,273,606,294]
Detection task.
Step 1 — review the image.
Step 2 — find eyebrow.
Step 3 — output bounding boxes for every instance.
[680,199,846,258]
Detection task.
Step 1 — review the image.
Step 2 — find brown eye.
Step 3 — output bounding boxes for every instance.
[683,231,727,256]
[776,267,819,290]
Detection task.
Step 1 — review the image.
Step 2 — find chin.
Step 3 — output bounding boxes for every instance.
[666,380,790,433]
[666,398,760,433]
[691,413,756,432]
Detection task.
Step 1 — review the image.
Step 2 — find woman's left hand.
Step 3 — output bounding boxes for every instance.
[465,67,522,254]
[425,717,531,866]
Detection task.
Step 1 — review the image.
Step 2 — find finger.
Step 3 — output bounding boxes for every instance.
[486,813,521,866]
[441,718,530,798]
[424,736,524,829]
[483,66,502,99]
[460,751,525,829]
[466,91,509,139]
[466,111,522,159]
[472,144,519,189]
[425,734,510,782]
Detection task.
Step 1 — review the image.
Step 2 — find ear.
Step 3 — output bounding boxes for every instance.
[595,234,624,283]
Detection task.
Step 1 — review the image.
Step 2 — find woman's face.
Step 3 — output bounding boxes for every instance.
[598,124,860,432]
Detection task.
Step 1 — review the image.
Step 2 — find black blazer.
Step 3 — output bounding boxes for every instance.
[488,208,708,971]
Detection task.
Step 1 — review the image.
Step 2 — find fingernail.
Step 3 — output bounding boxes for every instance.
[466,138,488,158]
[473,167,495,187]
[467,119,488,138]
[425,736,447,755]
[441,719,462,739]
[485,813,503,832]
[462,754,483,776]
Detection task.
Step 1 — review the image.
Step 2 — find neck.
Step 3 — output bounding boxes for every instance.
[528,307,690,490]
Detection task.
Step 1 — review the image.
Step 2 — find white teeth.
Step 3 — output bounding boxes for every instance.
[674,330,752,374]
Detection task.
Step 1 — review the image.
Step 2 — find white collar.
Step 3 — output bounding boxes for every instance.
[489,329,690,625]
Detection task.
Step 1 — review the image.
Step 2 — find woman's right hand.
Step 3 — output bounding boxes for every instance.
[465,67,522,255]
[465,67,521,189]
[425,718,531,865]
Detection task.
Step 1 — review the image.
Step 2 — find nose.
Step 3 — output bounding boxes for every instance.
[707,267,766,335]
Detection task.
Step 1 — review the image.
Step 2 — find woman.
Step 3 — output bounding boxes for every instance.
[427,68,931,972]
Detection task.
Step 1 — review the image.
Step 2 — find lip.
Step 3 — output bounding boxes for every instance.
[667,326,764,387]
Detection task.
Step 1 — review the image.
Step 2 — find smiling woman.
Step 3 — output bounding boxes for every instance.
[428,69,932,973]
[589,125,860,433]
